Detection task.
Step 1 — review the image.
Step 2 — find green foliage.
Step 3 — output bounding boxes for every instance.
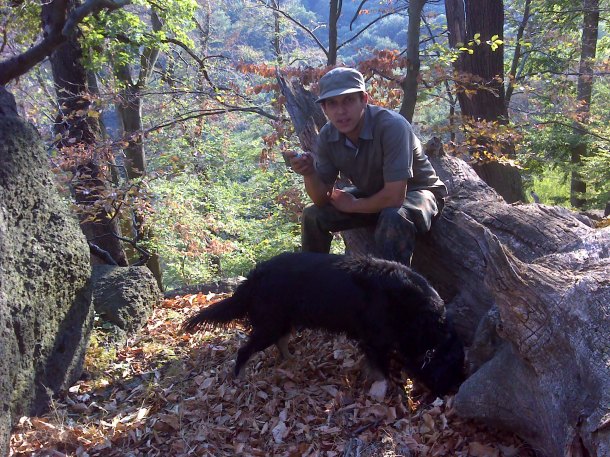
[80,0,196,71]
[145,118,304,289]
[581,146,610,208]
[10,0,610,293]
[0,0,41,52]
[526,166,570,206]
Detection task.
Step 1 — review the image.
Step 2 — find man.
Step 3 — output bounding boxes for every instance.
[285,67,447,266]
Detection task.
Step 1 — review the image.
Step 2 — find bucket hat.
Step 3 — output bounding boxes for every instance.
[316,67,366,103]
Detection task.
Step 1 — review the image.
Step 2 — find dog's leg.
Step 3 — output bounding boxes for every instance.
[276,334,292,361]
[359,342,392,381]
[360,357,386,382]
[234,329,281,378]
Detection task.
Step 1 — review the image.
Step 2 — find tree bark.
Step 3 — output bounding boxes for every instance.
[116,84,146,180]
[413,146,608,457]
[272,0,283,65]
[112,8,164,287]
[45,1,128,266]
[445,0,525,204]
[399,0,425,123]
[505,0,531,107]
[570,0,599,209]
[447,0,507,120]
[276,70,326,153]
[328,0,340,65]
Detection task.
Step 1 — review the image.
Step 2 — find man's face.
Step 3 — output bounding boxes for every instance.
[322,92,367,139]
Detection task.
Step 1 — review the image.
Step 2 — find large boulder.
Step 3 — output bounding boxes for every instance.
[0,89,92,456]
[92,265,162,343]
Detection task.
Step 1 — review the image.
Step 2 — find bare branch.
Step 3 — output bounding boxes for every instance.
[350,0,369,31]
[162,37,230,91]
[146,105,281,133]
[89,242,120,265]
[421,14,457,107]
[337,5,407,51]
[256,0,329,59]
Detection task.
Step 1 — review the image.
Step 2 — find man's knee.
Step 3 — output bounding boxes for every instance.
[301,204,334,253]
[376,207,416,235]
[301,203,320,224]
[301,203,331,231]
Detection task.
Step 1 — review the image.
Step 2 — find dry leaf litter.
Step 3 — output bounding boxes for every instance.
[10,293,535,457]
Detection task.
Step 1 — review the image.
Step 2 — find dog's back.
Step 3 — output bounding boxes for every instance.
[244,252,376,335]
[184,252,464,395]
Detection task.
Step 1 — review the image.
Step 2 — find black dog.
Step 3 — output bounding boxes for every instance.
[182,252,464,397]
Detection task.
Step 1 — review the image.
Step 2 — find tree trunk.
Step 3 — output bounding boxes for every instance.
[276,71,326,153]
[399,0,425,123]
[272,0,283,64]
[116,85,146,180]
[505,0,532,107]
[341,142,609,456]
[45,1,128,266]
[445,0,524,204]
[447,0,507,120]
[328,0,340,65]
[570,0,599,209]
[419,147,609,457]
[112,8,164,287]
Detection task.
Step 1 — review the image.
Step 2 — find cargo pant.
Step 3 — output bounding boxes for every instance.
[301,188,442,266]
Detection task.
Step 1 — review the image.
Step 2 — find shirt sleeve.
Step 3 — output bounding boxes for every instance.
[379,114,412,182]
[315,128,339,186]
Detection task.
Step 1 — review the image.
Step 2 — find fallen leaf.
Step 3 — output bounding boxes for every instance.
[272,421,288,443]
[368,380,387,401]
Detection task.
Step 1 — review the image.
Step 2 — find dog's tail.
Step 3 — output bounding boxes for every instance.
[182,293,248,333]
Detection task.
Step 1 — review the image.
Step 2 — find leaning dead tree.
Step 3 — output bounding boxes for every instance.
[277,73,610,457]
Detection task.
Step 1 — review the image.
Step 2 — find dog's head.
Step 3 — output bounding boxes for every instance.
[412,331,466,397]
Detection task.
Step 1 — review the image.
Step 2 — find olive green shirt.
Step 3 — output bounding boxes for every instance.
[315,104,447,198]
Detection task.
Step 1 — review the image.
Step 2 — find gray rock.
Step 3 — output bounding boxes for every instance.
[0,112,92,456]
[92,265,162,343]
[0,88,18,117]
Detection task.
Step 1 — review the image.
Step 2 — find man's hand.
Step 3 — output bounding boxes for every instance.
[330,188,357,212]
[330,180,408,214]
[283,151,315,176]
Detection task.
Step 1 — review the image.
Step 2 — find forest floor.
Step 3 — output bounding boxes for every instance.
[11,293,536,457]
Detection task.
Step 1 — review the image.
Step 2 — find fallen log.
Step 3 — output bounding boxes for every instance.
[386,147,609,457]
[276,73,610,456]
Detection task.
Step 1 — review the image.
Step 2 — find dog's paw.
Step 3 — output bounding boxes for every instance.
[233,365,246,380]
[358,357,386,383]
[368,379,388,401]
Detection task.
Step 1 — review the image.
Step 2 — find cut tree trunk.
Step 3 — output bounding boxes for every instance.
[276,71,326,153]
